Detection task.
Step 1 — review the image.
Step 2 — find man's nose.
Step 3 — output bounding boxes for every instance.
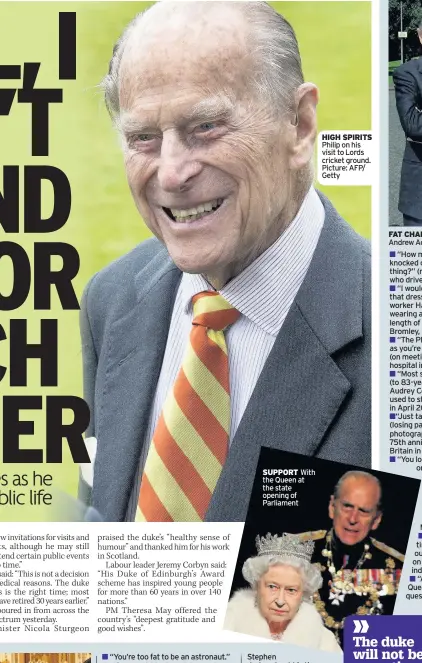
[157,130,202,192]
[348,508,360,524]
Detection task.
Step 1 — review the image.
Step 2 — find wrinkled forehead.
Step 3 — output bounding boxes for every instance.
[338,478,380,509]
[118,7,253,112]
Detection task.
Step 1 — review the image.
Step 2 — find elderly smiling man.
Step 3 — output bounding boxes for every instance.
[79,2,371,522]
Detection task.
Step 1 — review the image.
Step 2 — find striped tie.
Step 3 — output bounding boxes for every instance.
[137,291,240,522]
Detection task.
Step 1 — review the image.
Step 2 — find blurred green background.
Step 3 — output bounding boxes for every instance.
[0,2,371,520]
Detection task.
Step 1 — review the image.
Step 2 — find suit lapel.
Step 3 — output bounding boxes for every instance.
[206,195,365,521]
[92,249,181,521]
[205,304,352,522]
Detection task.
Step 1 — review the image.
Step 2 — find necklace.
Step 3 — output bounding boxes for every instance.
[270,632,283,641]
[322,529,372,604]
[313,529,382,640]
[313,531,399,642]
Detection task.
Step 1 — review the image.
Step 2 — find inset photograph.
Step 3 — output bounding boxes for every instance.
[224,448,420,650]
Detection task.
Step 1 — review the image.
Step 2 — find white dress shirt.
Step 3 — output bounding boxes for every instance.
[126,187,324,520]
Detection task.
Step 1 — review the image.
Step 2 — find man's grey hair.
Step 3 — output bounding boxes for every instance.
[102,1,304,122]
[333,471,383,512]
[242,555,322,601]
[242,2,304,113]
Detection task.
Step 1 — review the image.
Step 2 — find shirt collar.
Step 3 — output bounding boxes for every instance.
[180,187,324,336]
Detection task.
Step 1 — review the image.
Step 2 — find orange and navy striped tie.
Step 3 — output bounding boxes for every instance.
[137,291,240,521]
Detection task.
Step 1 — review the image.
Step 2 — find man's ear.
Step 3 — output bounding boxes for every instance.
[328,494,335,520]
[371,511,382,532]
[289,83,319,171]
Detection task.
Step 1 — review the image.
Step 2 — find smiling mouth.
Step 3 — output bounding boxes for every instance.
[163,198,224,223]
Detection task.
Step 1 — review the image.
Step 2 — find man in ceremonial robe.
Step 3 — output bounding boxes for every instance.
[298,471,403,646]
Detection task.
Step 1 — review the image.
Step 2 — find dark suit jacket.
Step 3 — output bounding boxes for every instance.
[79,192,371,522]
[393,57,422,218]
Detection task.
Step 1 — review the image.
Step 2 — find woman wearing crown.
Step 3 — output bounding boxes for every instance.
[224,533,342,652]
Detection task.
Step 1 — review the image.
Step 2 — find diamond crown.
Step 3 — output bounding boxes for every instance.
[255,532,315,562]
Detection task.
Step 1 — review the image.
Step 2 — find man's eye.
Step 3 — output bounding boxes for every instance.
[197,122,217,133]
[127,133,159,149]
[137,133,155,142]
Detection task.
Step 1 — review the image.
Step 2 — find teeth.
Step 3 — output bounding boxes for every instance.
[170,198,222,221]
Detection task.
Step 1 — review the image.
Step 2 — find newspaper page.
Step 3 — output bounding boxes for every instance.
[0,0,418,663]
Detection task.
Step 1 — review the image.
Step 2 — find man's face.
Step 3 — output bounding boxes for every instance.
[257,564,303,625]
[118,7,305,286]
[329,477,382,546]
